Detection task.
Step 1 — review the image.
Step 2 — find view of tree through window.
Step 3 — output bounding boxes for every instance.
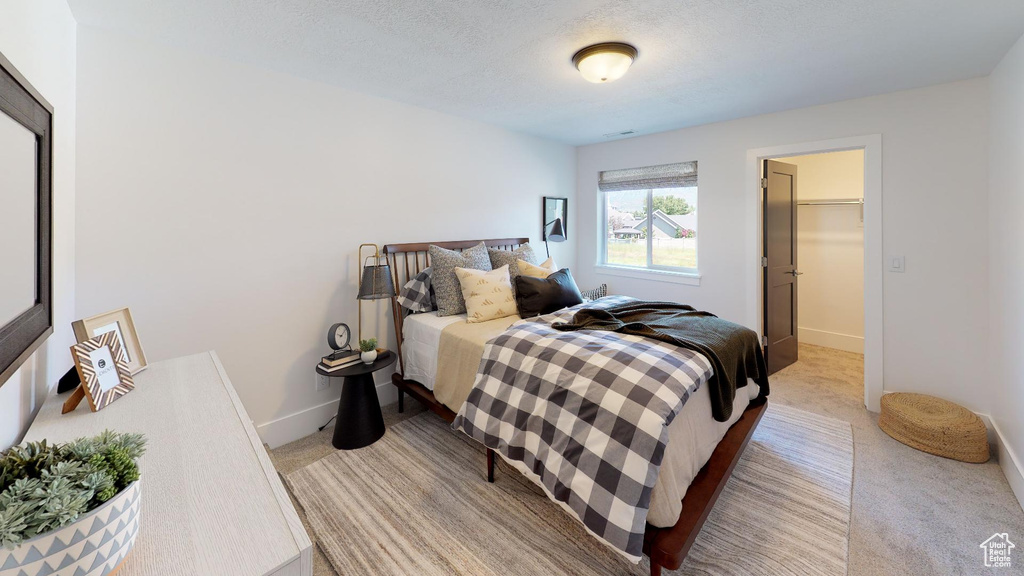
[604,186,697,271]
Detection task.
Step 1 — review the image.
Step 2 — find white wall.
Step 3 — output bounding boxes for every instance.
[778,151,864,353]
[989,32,1024,504]
[576,79,990,413]
[75,29,576,447]
[0,0,77,450]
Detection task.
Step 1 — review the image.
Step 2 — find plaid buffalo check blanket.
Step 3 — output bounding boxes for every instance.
[453,295,758,561]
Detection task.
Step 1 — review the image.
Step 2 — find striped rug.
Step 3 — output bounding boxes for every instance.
[286,403,853,575]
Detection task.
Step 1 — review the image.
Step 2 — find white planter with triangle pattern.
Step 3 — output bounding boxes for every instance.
[0,481,140,576]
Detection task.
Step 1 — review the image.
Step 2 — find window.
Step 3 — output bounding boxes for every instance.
[600,162,698,275]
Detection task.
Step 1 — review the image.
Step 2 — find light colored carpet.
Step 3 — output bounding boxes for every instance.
[271,344,1024,575]
[770,345,1024,576]
[284,403,853,576]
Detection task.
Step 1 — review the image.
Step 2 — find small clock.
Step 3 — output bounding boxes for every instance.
[327,322,351,351]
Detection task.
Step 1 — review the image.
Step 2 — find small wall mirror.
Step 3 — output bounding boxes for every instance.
[542,197,567,241]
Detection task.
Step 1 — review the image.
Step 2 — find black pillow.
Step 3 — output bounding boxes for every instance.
[514,268,584,318]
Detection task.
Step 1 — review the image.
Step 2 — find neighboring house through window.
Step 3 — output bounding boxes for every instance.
[600,161,698,275]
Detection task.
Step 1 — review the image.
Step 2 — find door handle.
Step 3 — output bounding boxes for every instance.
[787,271,804,276]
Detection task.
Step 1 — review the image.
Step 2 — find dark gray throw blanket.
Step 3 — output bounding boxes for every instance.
[553,300,769,422]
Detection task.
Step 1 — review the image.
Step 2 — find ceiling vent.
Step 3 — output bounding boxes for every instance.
[603,130,636,138]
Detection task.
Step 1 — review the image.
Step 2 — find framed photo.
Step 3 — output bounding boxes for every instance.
[72,307,147,374]
[63,331,135,414]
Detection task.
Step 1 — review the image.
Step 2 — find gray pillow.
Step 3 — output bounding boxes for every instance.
[580,284,608,301]
[429,242,492,316]
[488,244,539,292]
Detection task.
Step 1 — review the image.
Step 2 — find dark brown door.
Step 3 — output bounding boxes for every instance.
[763,160,801,374]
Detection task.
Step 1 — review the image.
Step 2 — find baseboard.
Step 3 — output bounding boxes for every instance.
[256,380,399,449]
[988,416,1024,513]
[798,327,864,354]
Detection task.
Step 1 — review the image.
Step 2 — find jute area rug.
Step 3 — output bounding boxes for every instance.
[286,403,853,575]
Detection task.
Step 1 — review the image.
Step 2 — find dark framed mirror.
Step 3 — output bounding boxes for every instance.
[542,197,567,241]
[0,50,54,387]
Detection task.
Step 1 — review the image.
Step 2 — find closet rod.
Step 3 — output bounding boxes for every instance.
[796,198,863,206]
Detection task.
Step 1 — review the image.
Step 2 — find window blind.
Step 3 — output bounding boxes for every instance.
[598,161,697,192]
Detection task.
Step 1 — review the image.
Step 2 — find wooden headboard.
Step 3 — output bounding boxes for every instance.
[382,237,530,374]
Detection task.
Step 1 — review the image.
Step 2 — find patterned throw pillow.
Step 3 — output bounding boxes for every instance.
[397,268,434,314]
[429,242,493,316]
[488,244,539,294]
[579,284,608,302]
[517,257,557,279]
[454,265,518,323]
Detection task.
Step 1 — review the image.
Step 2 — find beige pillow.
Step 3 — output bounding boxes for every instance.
[517,257,557,279]
[454,265,518,323]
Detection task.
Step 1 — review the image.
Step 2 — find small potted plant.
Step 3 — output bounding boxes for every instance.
[359,338,378,364]
[0,430,146,576]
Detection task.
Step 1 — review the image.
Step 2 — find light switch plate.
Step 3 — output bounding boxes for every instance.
[890,256,905,273]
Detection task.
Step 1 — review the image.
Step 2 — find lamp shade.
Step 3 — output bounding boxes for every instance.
[547,218,566,242]
[357,264,396,300]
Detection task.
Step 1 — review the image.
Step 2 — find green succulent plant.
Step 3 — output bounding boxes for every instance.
[359,338,377,352]
[0,502,30,550]
[0,430,146,550]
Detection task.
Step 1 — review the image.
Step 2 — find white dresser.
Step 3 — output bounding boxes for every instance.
[23,351,313,576]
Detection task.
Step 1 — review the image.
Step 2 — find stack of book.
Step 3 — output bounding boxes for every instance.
[317,350,361,372]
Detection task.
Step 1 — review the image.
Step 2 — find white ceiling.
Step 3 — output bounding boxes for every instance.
[67,0,1024,145]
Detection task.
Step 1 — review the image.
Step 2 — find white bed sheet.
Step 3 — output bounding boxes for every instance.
[401,311,465,391]
[401,309,761,528]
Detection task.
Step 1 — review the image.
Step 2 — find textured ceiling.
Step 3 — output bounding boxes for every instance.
[67,0,1024,144]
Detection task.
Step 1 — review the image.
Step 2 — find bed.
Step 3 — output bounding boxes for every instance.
[384,238,768,576]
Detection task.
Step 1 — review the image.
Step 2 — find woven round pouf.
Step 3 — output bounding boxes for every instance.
[878,393,989,463]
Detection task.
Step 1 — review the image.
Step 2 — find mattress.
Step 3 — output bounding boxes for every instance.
[400,309,760,528]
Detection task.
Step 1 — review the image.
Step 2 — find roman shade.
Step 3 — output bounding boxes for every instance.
[598,161,697,192]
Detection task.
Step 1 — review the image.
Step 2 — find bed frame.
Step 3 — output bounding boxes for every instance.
[383,238,768,576]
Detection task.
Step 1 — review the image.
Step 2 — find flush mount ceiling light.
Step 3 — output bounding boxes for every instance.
[572,42,638,84]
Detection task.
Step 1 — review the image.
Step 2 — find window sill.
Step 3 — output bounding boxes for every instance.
[594,265,702,286]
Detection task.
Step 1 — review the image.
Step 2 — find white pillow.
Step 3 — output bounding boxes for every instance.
[454,265,518,323]
[517,257,557,279]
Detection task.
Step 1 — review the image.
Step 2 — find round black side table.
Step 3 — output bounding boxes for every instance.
[317,351,396,450]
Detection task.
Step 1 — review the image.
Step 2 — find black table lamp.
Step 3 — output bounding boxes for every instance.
[544,217,565,258]
[357,243,396,341]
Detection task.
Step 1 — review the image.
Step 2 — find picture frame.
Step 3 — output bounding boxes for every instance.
[542,197,568,241]
[63,331,135,414]
[72,307,147,375]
